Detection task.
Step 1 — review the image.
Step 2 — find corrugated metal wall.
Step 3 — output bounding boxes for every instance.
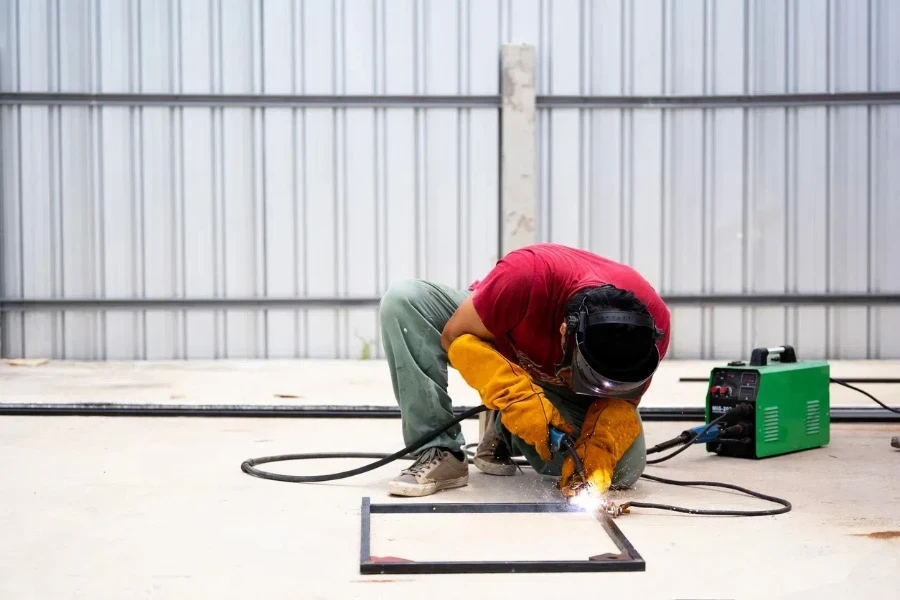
[530,0,900,359]
[0,0,501,359]
[2,0,899,360]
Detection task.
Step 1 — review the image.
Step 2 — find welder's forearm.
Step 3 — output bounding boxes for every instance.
[440,295,494,353]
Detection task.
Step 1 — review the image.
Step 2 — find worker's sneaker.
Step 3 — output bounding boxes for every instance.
[892,436,899,449]
[473,409,517,476]
[388,447,468,497]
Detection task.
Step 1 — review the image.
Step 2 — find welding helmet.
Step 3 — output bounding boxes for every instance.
[555,300,664,399]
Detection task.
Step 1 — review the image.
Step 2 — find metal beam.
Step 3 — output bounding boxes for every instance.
[0,297,382,311]
[2,293,899,312]
[3,91,899,109]
[681,376,900,384]
[536,91,900,109]
[660,294,900,306]
[0,93,501,108]
[0,403,896,422]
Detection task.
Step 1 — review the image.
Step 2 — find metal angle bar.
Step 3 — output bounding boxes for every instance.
[1,404,897,422]
[359,498,645,575]
[0,92,501,108]
[3,293,899,312]
[0,297,382,311]
[537,91,900,109]
[660,294,900,306]
[5,92,899,109]
[361,559,643,575]
[369,501,579,514]
[600,514,644,564]
[0,403,475,418]
[360,497,372,567]
[680,376,900,384]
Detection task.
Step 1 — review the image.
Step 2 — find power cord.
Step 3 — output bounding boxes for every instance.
[242,401,791,517]
[243,380,896,513]
[241,405,487,483]
[458,441,793,518]
[830,378,900,413]
[625,473,792,516]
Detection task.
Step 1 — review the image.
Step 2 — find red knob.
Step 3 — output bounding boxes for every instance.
[711,386,720,396]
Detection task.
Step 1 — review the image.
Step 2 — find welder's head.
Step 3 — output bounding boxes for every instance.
[555,285,663,398]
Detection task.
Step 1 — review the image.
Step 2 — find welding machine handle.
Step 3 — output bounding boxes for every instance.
[749,345,797,366]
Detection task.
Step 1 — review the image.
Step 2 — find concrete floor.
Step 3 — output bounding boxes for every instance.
[1,359,899,599]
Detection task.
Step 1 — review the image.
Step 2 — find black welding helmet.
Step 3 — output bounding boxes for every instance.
[556,301,664,399]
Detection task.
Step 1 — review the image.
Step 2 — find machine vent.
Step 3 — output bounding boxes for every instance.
[762,406,779,442]
[806,400,821,435]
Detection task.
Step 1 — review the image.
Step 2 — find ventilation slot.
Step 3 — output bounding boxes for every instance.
[762,407,779,443]
[806,400,821,435]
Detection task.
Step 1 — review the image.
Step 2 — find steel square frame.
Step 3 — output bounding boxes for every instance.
[359,497,645,575]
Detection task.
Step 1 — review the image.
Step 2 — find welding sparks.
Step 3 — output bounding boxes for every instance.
[570,487,608,514]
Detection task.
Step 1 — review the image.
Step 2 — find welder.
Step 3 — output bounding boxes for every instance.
[379,243,671,500]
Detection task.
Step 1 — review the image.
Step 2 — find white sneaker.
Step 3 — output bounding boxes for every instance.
[388,447,469,497]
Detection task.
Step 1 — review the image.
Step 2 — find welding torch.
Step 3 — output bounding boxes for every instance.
[549,427,586,487]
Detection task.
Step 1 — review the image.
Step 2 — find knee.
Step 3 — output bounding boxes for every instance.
[379,279,429,325]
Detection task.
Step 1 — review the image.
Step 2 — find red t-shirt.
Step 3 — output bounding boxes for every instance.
[470,243,671,398]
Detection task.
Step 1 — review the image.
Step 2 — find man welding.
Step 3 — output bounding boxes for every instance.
[379,242,671,501]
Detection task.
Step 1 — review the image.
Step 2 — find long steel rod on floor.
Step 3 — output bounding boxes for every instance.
[0,403,896,422]
[3,293,900,312]
[680,377,900,384]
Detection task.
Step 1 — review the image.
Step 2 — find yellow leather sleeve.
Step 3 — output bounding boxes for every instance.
[447,334,573,460]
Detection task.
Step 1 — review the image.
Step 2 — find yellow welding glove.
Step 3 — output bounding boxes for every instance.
[447,334,574,461]
[558,398,641,497]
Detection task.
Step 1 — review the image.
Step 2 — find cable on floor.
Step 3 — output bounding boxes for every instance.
[241,405,487,483]
[830,378,900,414]
[242,378,897,512]
[626,473,792,516]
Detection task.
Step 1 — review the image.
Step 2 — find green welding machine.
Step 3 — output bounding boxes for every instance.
[705,345,830,459]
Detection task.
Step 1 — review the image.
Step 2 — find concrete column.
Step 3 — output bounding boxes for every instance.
[500,43,538,256]
[479,45,539,443]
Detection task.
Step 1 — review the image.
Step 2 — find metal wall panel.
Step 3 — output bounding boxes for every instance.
[0,0,500,359]
[2,0,899,360]
[534,0,900,359]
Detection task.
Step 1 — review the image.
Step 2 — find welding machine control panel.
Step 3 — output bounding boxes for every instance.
[710,369,759,401]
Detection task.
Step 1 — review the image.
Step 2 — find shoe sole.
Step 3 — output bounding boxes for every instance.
[473,457,517,476]
[388,475,469,497]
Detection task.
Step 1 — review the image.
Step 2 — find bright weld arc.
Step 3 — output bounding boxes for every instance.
[571,488,608,513]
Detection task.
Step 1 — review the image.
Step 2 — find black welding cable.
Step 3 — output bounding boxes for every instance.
[243,404,793,517]
[241,405,487,483]
[627,473,792,516]
[458,443,792,517]
[830,378,900,413]
[645,411,732,465]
